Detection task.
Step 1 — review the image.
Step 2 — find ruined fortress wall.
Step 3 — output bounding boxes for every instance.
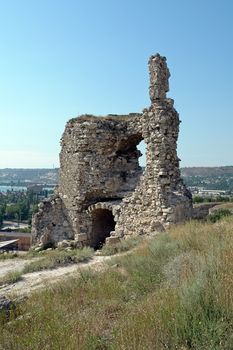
[31,195,74,246]
[32,54,193,247]
[57,113,144,244]
[113,99,192,239]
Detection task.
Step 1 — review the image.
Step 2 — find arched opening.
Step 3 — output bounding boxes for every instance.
[91,209,115,249]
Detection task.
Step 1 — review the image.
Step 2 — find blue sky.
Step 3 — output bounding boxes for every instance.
[0,0,232,168]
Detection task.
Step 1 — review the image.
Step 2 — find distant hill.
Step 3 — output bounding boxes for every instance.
[181,166,233,192]
[1,166,233,191]
[0,168,59,185]
[181,166,233,177]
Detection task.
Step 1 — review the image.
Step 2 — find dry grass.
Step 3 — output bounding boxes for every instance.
[0,252,19,260]
[22,247,94,273]
[211,202,233,211]
[1,217,233,349]
[0,270,23,286]
[69,113,138,124]
[100,236,142,256]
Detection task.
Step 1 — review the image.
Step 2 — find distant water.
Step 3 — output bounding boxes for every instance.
[0,185,55,193]
[0,185,27,192]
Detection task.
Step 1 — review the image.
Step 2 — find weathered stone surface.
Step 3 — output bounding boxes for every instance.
[149,54,170,101]
[0,295,15,319]
[32,54,193,247]
[105,236,121,245]
[57,240,70,248]
[192,203,218,220]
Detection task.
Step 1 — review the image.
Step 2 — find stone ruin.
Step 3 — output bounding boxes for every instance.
[32,54,193,249]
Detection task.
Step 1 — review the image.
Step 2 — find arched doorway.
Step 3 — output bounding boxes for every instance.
[91,209,115,249]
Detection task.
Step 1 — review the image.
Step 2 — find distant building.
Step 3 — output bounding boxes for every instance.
[27,184,43,194]
[0,231,32,251]
[0,239,19,251]
[189,187,229,197]
[198,189,228,197]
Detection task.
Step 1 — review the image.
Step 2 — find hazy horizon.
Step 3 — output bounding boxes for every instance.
[1,165,233,170]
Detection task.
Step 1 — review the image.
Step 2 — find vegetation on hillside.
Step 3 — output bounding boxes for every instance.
[192,195,233,204]
[1,217,233,349]
[0,191,39,227]
[181,166,233,192]
[184,175,233,191]
[0,168,58,186]
[0,252,18,261]
[22,247,94,273]
[100,236,142,256]
[208,208,232,223]
[0,271,23,286]
[1,166,233,191]
[181,166,233,177]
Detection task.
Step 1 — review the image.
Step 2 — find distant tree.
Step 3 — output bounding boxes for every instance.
[208,209,232,223]
[193,196,204,204]
[5,205,18,220]
[0,209,3,228]
[215,196,230,202]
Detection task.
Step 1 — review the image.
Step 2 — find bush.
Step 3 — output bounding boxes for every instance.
[208,208,232,223]
[193,196,205,203]
[18,227,31,233]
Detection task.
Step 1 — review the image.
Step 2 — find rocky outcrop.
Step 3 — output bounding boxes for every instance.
[32,54,192,248]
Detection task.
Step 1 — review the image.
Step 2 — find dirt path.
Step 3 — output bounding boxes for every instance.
[0,259,34,278]
[0,255,114,297]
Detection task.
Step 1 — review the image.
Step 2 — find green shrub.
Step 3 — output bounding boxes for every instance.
[18,227,31,233]
[208,208,232,223]
[193,195,205,203]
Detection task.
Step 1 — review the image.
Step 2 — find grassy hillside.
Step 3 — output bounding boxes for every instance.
[181,166,233,177]
[1,218,233,349]
[181,167,233,191]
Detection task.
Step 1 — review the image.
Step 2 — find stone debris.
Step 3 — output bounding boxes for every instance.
[32,54,192,248]
[0,295,15,320]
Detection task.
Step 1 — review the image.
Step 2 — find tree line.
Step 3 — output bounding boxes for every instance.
[0,190,45,228]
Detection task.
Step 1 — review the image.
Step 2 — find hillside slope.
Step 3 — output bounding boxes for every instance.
[1,218,233,349]
[181,166,233,177]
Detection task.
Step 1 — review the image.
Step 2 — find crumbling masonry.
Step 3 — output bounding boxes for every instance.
[32,54,193,248]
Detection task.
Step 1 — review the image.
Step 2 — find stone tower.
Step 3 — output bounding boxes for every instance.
[32,54,192,248]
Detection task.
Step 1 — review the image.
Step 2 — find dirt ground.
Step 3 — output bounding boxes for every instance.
[0,255,113,298]
[0,259,32,278]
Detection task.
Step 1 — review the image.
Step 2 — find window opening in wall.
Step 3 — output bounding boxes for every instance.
[137,140,146,168]
[91,209,115,249]
[116,134,145,169]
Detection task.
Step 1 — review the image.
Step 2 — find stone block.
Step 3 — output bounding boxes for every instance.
[105,236,121,245]
[77,233,88,242]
